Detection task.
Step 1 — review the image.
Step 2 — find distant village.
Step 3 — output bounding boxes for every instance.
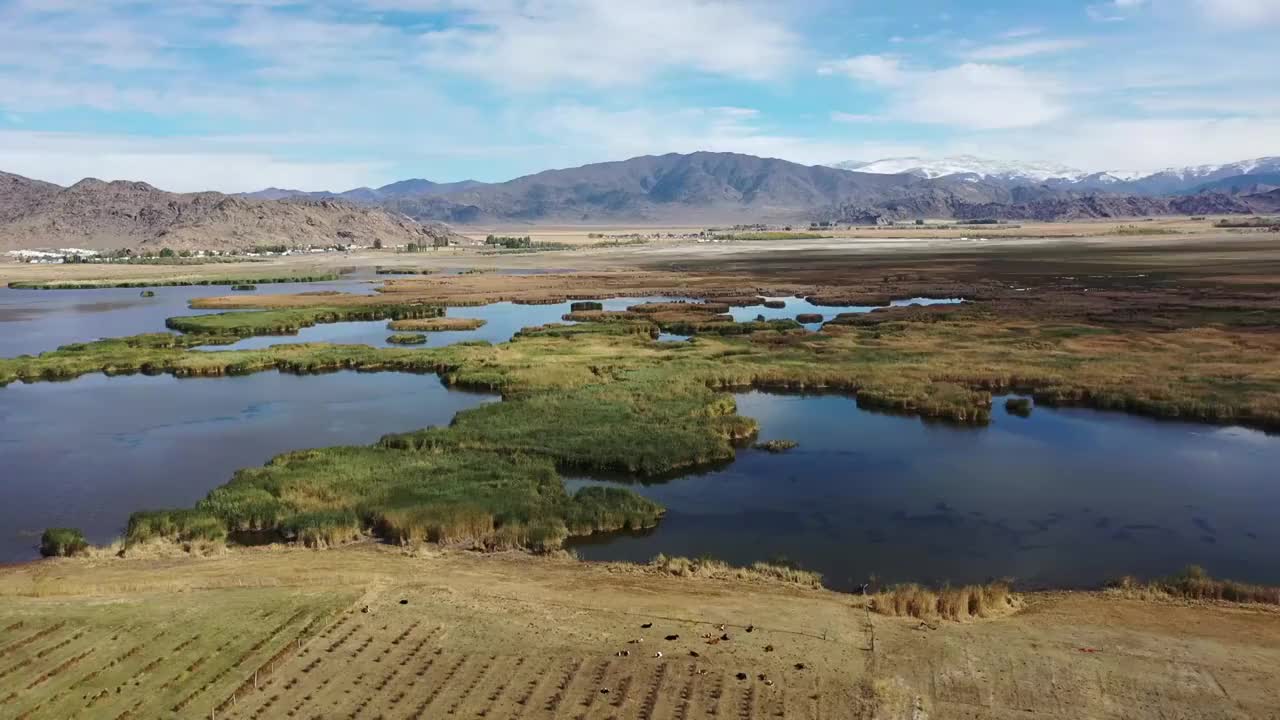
[4,243,381,264]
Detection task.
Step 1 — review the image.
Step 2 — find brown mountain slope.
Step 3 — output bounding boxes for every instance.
[0,175,466,252]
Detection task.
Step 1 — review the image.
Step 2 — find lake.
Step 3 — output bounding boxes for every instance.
[567,392,1280,591]
[5,289,1270,591]
[0,277,380,358]
[0,371,495,561]
[2,282,964,356]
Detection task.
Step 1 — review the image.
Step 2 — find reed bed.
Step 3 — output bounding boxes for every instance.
[164,304,444,337]
[649,554,824,589]
[387,317,486,332]
[9,273,340,290]
[1109,566,1280,605]
[40,528,88,557]
[134,446,663,553]
[869,582,1016,620]
[387,333,428,345]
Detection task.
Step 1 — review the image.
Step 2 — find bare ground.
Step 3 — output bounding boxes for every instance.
[1,545,1276,719]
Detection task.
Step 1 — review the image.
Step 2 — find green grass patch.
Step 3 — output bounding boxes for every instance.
[381,371,757,475]
[172,446,663,551]
[387,333,427,345]
[40,527,88,557]
[165,304,444,337]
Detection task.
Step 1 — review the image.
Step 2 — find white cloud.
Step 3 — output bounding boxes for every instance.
[830,112,879,123]
[416,0,799,89]
[1087,0,1148,21]
[1192,0,1280,26]
[965,38,1088,61]
[967,116,1280,172]
[532,104,926,168]
[0,131,390,192]
[1000,27,1043,39]
[818,55,904,85]
[822,57,1065,130]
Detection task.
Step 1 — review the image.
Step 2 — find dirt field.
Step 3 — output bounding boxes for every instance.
[1,546,1277,719]
[4,218,1277,287]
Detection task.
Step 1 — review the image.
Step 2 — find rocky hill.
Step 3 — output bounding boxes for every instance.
[0,174,466,252]
[1246,188,1280,214]
[239,152,1267,225]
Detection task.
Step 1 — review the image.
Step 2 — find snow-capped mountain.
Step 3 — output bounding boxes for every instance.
[829,155,1280,195]
[830,155,1087,183]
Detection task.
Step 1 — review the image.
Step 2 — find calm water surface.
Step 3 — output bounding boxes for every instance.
[0,278,380,358]
[0,371,495,560]
[568,392,1280,590]
[5,290,1273,589]
[727,296,962,328]
[195,296,698,350]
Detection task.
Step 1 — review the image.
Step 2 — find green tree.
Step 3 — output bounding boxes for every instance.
[159,247,176,258]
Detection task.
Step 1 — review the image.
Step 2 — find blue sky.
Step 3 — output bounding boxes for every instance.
[0,0,1277,191]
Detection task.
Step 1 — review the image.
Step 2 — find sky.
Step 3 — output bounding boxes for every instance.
[0,0,1277,192]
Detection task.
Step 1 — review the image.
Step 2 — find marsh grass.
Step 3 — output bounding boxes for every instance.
[754,439,798,453]
[126,509,227,545]
[376,267,435,275]
[380,371,758,475]
[628,301,731,314]
[1109,566,1280,605]
[870,582,1015,621]
[570,301,604,312]
[1005,397,1033,417]
[165,304,444,337]
[388,317,486,332]
[649,554,823,588]
[9,273,340,290]
[40,528,88,557]
[231,284,257,291]
[140,446,666,553]
[283,510,363,548]
[795,313,823,324]
[387,333,428,345]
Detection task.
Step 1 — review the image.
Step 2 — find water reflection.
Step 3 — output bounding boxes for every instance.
[0,371,495,560]
[568,392,1280,590]
[0,278,380,358]
[727,296,963,328]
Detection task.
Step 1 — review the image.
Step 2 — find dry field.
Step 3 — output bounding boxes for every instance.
[1,545,1278,719]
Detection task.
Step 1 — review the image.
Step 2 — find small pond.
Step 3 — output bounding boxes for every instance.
[727,296,963,328]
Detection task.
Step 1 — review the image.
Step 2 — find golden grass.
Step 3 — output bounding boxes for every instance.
[869,582,1016,621]
[649,554,824,589]
[387,317,487,331]
[1107,566,1280,606]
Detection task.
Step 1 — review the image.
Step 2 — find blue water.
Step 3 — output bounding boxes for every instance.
[0,277,380,358]
[0,371,495,560]
[568,392,1280,590]
[194,296,696,350]
[727,296,963,328]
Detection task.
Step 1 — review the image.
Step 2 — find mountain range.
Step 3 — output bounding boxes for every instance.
[237,151,1272,225]
[2,151,1277,251]
[0,172,463,252]
[828,155,1280,196]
